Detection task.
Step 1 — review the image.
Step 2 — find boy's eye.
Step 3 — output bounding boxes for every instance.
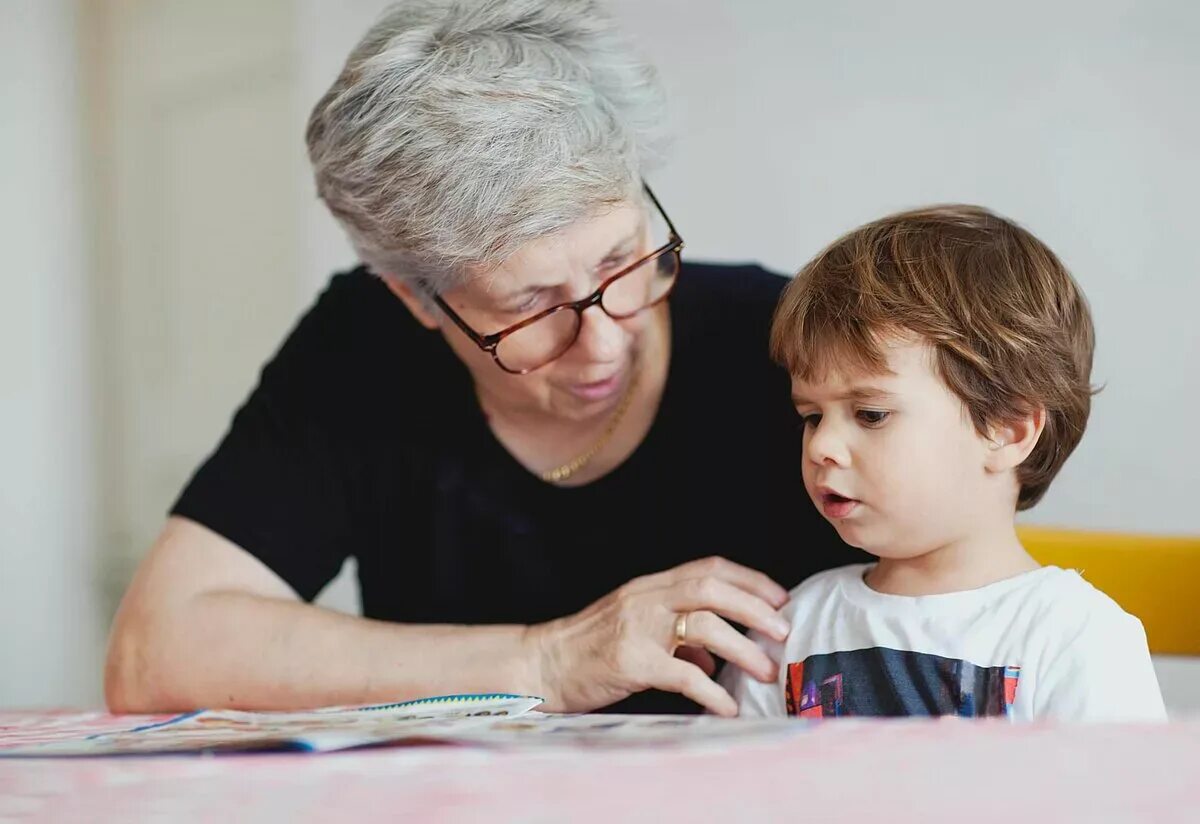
[799,413,822,429]
[857,409,890,427]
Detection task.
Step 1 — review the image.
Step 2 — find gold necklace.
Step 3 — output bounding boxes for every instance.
[540,369,640,484]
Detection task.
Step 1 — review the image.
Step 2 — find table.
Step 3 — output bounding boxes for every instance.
[2,711,1197,822]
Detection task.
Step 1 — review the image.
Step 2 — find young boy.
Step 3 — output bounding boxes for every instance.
[722,205,1165,721]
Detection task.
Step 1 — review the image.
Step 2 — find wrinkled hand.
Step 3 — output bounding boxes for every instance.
[526,556,791,716]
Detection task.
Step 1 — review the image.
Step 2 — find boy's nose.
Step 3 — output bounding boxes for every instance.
[805,420,850,467]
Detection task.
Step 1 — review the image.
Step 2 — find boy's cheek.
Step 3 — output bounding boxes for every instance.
[800,466,819,500]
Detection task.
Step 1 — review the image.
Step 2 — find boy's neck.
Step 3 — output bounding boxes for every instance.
[864,525,1040,597]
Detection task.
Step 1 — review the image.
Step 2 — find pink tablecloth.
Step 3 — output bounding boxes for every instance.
[2,711,1197,822]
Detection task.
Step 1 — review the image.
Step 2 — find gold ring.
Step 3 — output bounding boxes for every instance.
[673,612,689,649]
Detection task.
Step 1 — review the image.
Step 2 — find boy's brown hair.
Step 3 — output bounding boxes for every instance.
[770,204,1095,510]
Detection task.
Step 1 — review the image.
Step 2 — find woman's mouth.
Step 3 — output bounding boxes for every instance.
[568,372,623,402]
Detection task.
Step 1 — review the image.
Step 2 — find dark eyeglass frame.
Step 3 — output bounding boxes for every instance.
[426,183,684,375]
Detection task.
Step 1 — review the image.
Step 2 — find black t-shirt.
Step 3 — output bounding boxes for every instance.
[172,261,859,713]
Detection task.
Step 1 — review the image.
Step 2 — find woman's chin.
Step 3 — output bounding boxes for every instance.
[553,386,624,422]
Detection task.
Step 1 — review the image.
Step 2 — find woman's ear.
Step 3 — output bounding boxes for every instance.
[381,275,440,330]
[984,407,1047,474]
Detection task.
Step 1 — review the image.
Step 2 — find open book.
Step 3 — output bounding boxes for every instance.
[0,694,542,756]
[1,694,803,757]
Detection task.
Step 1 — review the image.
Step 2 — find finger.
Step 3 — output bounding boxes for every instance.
[674,645,717,677]
[626,557,789,609]
[670,577,791,642]
[652,658,737,717]
[668,557,789,609]
[682,611,777,683]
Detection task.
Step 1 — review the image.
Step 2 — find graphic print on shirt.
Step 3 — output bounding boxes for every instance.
[785,647,1020,718]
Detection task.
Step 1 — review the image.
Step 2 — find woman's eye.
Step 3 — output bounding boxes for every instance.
[857,409,890,427]
[602,254,634,273]
[507,294,544,315]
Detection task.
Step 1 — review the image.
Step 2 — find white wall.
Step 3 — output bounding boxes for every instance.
[0,0,103,707]
[299,0,1200,536]
[295,0,398,294]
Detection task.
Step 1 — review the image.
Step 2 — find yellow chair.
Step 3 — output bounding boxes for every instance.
[1018,526,1200,656]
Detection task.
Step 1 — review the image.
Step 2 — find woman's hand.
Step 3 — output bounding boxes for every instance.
[525,556,791,716]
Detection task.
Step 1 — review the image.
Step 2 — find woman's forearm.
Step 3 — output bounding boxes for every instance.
[105,590,544,712]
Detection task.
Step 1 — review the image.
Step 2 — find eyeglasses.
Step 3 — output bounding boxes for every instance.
[428,184,683,374]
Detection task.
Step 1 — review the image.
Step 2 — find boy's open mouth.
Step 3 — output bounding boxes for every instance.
[818,489,860,519]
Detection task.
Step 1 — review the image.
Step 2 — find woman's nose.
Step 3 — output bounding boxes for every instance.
[573,304,627,362]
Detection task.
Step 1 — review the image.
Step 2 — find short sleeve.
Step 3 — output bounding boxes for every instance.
[171,277,363,601]
[718,631,788,718]
[1035,608,1167,722]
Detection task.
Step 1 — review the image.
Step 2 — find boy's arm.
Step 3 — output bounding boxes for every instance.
[718,631,788,717]
[1035,608,1166,722]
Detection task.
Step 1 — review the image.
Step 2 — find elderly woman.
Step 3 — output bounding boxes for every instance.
[105,0,853,716]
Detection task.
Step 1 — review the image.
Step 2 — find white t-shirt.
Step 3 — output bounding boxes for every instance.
[721,564,1166,722]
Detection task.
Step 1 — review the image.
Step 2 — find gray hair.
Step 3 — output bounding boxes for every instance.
[306,0,668,291]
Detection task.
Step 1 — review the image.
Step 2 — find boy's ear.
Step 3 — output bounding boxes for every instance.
[381,275,440,330]
[984,407,1047,473]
